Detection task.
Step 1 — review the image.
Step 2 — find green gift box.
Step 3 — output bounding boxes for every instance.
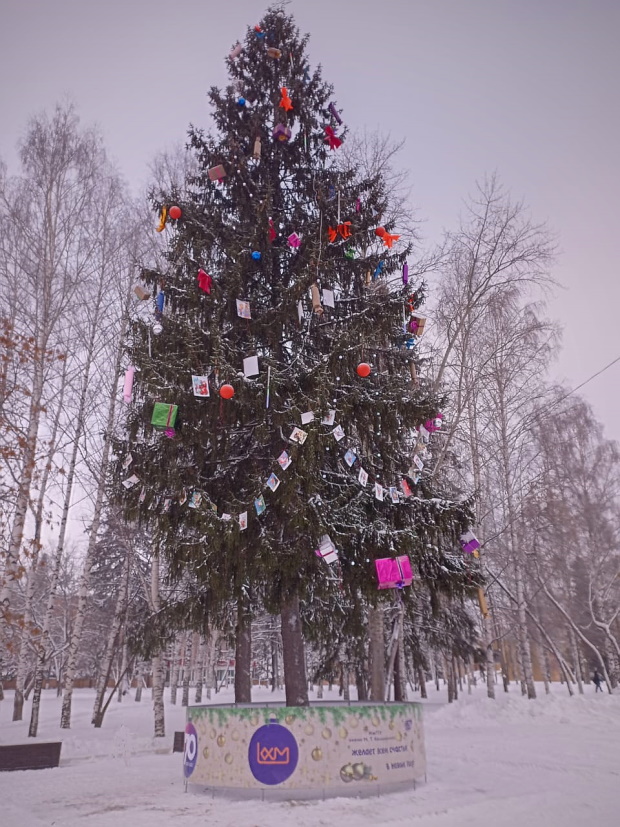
[151,402,178,429]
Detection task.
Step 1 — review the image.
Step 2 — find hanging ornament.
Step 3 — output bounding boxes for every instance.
[230,42,243,58]
[327,222,351,242]
[311,283,323,315]
[219,384,235,399]
[375,556,413,590]
[251,251,262,261]
[424,413,443,432]
[287,232,301,248]
[152,321,163,335]
[344,246,355,260]
[478,588,489,618]
[315,534,339,564]
[460,530,481,555]
[253,136,262,160]
[272,124,292,142]
[197,269,212,294]
[254,24,265,38]
[356,363,371,377]
[266,47,282,58]
[208,164,227,182]
[409,361,418,383]
[134,285,150,300]
[328,102,343,125]
[374,227,399,248]
[373,261,384,279]
[279,87,293,111]
[122,367,135,404]
[324,126,342,150]
[269,218,276,242]
[169,205,182,220]
[151,402,178,431]
[155,206,168,232]
[237,97,247,107]
[402,263,409,285]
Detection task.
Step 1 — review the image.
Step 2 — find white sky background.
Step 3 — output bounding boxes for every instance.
[1,0,619,441]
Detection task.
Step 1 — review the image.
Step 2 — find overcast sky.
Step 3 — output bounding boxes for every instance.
[2,0,619,440]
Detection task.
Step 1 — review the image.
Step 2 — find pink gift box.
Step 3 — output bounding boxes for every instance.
[375,555,413,589]
[460,531,480,554]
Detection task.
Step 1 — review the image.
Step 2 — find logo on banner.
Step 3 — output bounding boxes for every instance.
[248,721,298,785]
[184,721,198,777]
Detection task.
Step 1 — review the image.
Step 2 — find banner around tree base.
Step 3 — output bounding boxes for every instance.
[183,702,426,800]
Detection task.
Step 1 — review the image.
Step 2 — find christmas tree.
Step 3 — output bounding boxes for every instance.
[115,7,479,706]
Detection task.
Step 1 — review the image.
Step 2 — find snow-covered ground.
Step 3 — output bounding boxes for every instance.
[1,682,618,826]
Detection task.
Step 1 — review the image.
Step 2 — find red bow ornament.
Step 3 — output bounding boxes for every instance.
[279,87,293,112]
[374,227,400,248]
[327,222,352,243]
[197,269,213,294]
[324,126,342,150]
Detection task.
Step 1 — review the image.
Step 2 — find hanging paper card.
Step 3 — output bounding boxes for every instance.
[321,410,336,426]
[297,300,304,324]
[301,411,315,425]
[122,474,140,489]
[400,479,412,498]
[163,498,172,513]
[322,289,335,308]
[409,313,426,336]
[134,286,150,300]
[460,530,481,554]
[192,375,210,398]
[344,449,357,467]
[239,511,248,531]
[278,451,292,470]
[389,486,400,504]
[374,483,384,501]
[179,489,187,505]
[266,473,280,492]
[254,495,266,515]
[412,454,424,472]
[418,424,430,442]
[139,486,146,503]
[243,355,259,377]
[332,425,345,442]
[222,513,232,521]
[289,427,308,445]
[122,453,133,470]
[188,491,202,509]
[315,534,338,564]
[358,467,368,487]
[236,299,251,319]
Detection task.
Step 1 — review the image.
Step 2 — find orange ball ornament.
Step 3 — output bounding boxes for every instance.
[356,363,371,377]
[219,384,235,399]
[169,205,182,220]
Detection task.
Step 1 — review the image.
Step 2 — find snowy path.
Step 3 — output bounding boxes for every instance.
[1,685,618,826]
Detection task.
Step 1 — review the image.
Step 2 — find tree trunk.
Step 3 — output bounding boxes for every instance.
[280,593,308,706]
[60,302,130,729]
[181,632,195,707]
[169,634,183,705]
[394,608,408,702]
[234,596,252,703]
[417,665,428,698]
[92,545,131,727]
[368,605,385,701]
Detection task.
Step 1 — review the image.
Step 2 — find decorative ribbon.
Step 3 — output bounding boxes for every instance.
[279,87,293,111]
[324,126,342,150]
[269,218,276,242]
[311,283,323,315]
[327,222,351,243]
[395,556,405,589]
[197,269,212,294]
[374,227,400,248]
[155,206,167,233]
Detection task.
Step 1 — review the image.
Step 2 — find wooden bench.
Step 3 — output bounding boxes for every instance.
[172,731,185,753]
[0,741,62,771]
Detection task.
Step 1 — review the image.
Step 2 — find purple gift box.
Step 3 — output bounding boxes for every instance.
[460,531,480,554]
[375,555,413,589]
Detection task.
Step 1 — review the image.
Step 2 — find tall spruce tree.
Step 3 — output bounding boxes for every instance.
[115,7,479,706]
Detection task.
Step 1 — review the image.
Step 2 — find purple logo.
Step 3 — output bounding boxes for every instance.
[404,719,413,731]
[248,720,298,785]
[184,721,198,777]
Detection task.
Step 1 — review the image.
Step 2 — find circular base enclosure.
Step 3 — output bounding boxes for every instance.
[183,701,426,801]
